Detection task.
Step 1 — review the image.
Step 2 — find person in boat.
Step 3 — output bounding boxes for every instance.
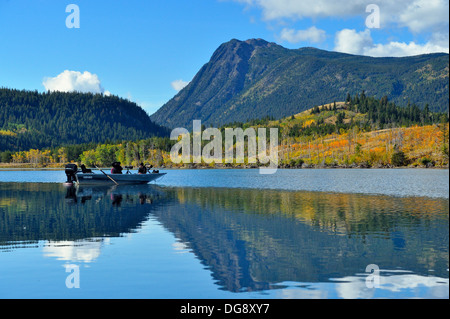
[111,162,123,174]
[138,163,147,174]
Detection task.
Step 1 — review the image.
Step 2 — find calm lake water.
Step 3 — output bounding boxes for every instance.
[0,169,448,299]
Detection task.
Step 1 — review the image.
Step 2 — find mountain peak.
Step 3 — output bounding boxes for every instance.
[226,38,269,45]
[244,38,269,46]
[222,38,280,51]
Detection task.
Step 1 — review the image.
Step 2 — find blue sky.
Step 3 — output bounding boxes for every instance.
[0,0,448,115]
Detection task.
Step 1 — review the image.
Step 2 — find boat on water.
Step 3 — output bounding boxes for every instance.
[64,164,166,185]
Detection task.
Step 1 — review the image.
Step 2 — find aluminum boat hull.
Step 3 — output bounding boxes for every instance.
[76,172,166,185]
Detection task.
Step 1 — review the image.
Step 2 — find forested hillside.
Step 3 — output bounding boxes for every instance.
[0,88,169,152]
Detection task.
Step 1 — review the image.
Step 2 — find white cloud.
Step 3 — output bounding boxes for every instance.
[399,0,449,33]
[232,0,449,33]
[43,70,108,95]
[43,238,110,263]
[334,29,373,55]
[280,26,326,44]
[171,79,189,92]
[366,40,449,57]
[334,28,449,57]
[235,0,362,20]
[334,272,449,299]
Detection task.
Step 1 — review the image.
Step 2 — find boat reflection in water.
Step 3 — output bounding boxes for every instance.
[42,184,169,264]
[0,182,448,298]
[1,183,170,263]
[65,184,163,207]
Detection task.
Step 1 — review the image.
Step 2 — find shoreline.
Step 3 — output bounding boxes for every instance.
[0,165,448,171]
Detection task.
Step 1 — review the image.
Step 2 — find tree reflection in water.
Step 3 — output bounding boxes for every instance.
[0,182,448,294]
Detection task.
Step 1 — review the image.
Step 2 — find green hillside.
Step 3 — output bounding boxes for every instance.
[0,88,169,152]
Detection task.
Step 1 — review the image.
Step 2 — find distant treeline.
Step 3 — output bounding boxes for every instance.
[346,91,446,126]
[1,137,174,167]
[289,92,448,138]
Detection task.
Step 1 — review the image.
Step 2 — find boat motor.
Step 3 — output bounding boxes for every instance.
[65,164,78,184]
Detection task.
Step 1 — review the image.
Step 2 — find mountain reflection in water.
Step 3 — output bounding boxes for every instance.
[0,182,448,297]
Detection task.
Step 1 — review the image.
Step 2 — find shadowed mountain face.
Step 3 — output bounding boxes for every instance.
[151,38,449,128]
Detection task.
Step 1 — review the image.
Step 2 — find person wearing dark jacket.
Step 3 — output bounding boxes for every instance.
[111,162,123,174]
[138,163,147,174]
